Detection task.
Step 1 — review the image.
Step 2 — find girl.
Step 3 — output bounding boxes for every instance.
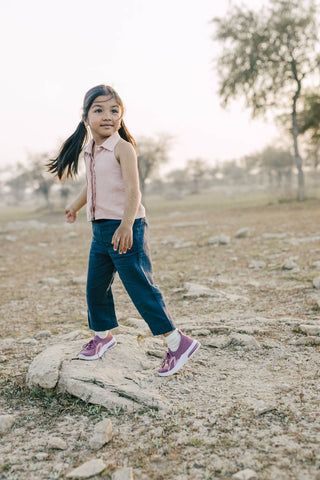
[48,84,200,377]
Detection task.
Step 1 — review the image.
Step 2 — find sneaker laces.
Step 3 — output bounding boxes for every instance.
[81,338,96,349]
[161,350,173,368]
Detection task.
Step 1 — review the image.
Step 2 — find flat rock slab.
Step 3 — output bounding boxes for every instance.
[27,334,166,410]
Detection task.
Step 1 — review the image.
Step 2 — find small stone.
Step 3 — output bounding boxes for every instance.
[275,384,292,393]
[112,467,134,480]
[298,324,320,336]
[208,234,230,246]
[261,233,286,239]
[40,277,60,285]
[311,260,320,269]
[183,282,217,298]
[229,333,260,349]
[232,469,257,480]
[249,260,266,269]
[281,259,299,270]
[5,235,18,242]
[65,232,78,238]
[291,336,320,346]
[47,437,68,450]
[313,276,320,289]
[0,355,7,363]
[20,338,38,345]
[72,276,87,285]
[254,400,275,416]
[89,419,113,450]
[34,452,49,461]
[66,459,106,478]
[0,415,15,433]
[35,330,51,339]
[218,234,230,245]
[235,227,249,238]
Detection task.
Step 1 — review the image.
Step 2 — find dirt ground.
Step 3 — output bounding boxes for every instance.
[1,191,320,480]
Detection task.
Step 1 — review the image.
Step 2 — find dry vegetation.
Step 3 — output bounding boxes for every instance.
[1,190,320,479]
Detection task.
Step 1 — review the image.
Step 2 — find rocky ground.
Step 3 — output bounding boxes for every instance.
[1,193,320,480]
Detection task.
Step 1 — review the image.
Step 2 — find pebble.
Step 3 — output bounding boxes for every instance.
[254,400,276,416]
[35,330,51,339]
[72,276,87,285]
[66,459,106,478]
[235,227,249,238]
[20,338,38,345]
[40,277,60,285]
[5,235,18,242]
[229,333,261,349]
[47,436,68,450]
[291,336,320,346]
[232,468,257,480]
[281,259,299,270]
[313,276,320,289]
[298,324,320,336]
[0,414,15,433]
[208,234,231,245]
[89,419,113,450]
[249,260,266,269]
[0,355,7,363]
[111,467,134,480]
[34,452,49,461]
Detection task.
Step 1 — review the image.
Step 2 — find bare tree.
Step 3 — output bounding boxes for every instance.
[213,0,320,200]
[137,134,174,196]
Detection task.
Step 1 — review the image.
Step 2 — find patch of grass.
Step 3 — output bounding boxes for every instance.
[187,437,206,447]
[0,377,127,421]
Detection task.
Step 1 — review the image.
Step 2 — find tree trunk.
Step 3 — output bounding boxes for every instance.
[291,70,305,200]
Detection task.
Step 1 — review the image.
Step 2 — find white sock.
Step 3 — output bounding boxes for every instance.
[165,329,181,352]
[95,331,108,339]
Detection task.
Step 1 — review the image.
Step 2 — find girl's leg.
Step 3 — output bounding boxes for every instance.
[86,229,118,332]
[110,218,175,336]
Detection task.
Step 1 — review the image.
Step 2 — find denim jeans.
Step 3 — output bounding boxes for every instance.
[86,218,175,336]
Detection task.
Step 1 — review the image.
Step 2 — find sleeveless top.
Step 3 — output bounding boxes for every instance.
[84,131,146,222]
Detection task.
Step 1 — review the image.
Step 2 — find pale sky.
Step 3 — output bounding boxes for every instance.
[1,0,278,175]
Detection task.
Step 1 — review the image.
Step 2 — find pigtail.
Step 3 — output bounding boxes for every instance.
[118,120,136,150]
[47,121,88,180]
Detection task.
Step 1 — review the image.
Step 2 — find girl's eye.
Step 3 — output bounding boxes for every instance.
[112,109,119,114]
[94,108,102,113]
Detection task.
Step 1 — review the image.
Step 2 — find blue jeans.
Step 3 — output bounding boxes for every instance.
[86,218,175,336]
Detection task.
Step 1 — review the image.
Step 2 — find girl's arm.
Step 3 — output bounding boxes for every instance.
[65,184,87,223]
[112,141,141,254]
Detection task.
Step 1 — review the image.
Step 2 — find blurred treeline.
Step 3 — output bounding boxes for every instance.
[1,130,320,207]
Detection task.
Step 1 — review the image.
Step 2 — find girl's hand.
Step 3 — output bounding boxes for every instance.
[112,224,133,254]
[65,207,78,223]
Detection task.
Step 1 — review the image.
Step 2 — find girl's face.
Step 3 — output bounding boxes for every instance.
[85,95,122,144]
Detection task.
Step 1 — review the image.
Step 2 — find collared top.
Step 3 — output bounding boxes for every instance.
[84,131,145,222]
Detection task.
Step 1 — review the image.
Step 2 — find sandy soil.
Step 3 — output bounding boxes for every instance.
[0,194,320,480]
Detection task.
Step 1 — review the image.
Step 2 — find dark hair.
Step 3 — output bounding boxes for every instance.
[47,85,136,179]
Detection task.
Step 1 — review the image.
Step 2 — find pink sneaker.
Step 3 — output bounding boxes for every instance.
[78,333,117,360]
[158,330,200,377]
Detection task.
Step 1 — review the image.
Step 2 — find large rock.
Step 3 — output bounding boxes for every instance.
[27,335,166,410]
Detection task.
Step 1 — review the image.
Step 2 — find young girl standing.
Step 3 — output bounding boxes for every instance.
[48,84,200,377]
